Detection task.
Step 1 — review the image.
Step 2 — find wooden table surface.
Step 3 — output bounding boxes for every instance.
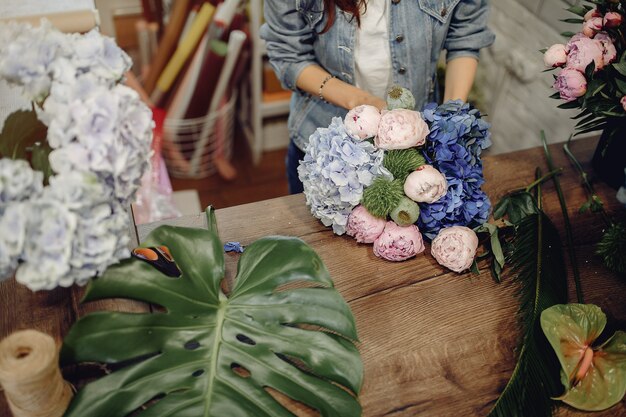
[1,137,625,417]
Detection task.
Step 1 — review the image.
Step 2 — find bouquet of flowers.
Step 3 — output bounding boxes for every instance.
[298,86,491,273]
[0,21,153,291]
[543,1,626,187]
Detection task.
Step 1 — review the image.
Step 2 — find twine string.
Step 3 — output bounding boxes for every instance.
[0,330,73,417]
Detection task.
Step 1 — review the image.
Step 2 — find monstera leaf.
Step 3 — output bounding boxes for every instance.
[61,207,363,417]
[541,304,626,411]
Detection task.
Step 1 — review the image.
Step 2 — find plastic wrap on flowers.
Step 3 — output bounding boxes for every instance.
[419,101,492,239]
[298,117,390,235]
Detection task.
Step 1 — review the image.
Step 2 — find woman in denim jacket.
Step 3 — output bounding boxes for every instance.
[260,0,495,193]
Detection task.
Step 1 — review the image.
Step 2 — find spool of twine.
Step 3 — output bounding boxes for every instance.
[0,330,73,417]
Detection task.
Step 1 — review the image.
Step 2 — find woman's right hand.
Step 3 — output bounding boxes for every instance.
[296,65,386,111]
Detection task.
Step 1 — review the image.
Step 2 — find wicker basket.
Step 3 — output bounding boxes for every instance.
[162,94,236,179]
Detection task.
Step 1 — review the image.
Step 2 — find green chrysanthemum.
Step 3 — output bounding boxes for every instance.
[361,178,404,218]
[596,222,626,275]
[383,148,426,182]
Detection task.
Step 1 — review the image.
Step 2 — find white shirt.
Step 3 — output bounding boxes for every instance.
[354,0,392,100]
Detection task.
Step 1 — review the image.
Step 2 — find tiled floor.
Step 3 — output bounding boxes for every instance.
[169,133,289,210]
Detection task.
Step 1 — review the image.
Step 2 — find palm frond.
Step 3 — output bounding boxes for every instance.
[488,212,569,417]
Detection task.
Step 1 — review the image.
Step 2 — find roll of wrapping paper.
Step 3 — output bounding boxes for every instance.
[189,30,247,174]
[183,11,246,119]
[0,9,99,33]
[143,0,192,95]
[0,330,73,417]
[150,3,216,106]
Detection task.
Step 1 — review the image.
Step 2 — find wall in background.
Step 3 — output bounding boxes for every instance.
[476,0,585,154]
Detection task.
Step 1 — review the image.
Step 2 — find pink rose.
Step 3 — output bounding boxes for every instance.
[603,12,622,28]
[621,96,626,112]
[566,36,604,72]
[404,165,448,203]
[553,68,587,102]
[595,32,617,65]
[584,8,601,21]
[375,109,430,150]
[582,17,603,37]
[373,221,425,262]
[431,226,479,273]
[344,105,382,140]
[543,44,567,68]
[346,205,386,243]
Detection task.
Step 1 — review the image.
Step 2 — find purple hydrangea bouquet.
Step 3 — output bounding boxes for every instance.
[0,21,153,291]
[543,1,626,188]
[298,87,491,273]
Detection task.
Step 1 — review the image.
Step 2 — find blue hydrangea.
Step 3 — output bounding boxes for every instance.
[418,100,492,239]
[299,117,391,235]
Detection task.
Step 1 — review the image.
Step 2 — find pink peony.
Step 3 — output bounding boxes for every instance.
[582,17,603,37]
[373,221,425,262]
[595,32,617,65]
[346,205,386,243]
[553,68,587,102]
[603,12,622,28]
[375,108,430,150]
[431,226,478,273]
[621,96,626,112]
[344,105,382,140]
[543,44,567,68]
[584,8,601,21]
[566,36,604,72]
[404,165,448,203]
[565,32,587,53]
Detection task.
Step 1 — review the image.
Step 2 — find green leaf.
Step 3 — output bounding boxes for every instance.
[613,62,626,76]
[615,78,626,95]
[585,61,596,80]
[0,109,48,159]
[560,18,584,23]
[474,223,505,283]
[487,213,569,417]
[566,5,587,17]
[558,100,582,110]
[30,141,53,182]
[61,207,363,417]
[541,304,626,411]
[561,31,577,38]
[493,191,538,224]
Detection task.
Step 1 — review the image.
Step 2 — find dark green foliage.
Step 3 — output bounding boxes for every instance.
[361,177,404,218]
[597,222,626,275]
[61,207,363,417]
[0,109,48,160]
[488,212,568,417]
[382,149,426,182]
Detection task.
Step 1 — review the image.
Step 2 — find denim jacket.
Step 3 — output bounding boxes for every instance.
[260,0,495,151]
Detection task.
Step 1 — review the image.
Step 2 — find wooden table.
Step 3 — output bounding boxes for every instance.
[1,138,625,417]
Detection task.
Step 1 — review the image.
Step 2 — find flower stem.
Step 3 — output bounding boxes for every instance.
[541,131,584,304]
[563,140,612,227]
[523,169,563,193]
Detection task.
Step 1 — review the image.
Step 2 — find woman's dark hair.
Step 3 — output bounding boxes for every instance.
[321,0,366,33]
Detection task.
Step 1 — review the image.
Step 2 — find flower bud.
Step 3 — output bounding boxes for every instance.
[346,205,386,243]
[543,44,567,68]
[373,221,425,262]
[375,109,430,150]
[404,165,447,203]
[344,105,382,140]
[431,226,479,273]
[553,68,587,102]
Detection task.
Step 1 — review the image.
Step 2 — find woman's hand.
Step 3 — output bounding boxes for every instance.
[443,56,478,102]
[296,65,386,110]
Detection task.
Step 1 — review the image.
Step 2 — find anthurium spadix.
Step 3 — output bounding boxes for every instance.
[540,303,626,411]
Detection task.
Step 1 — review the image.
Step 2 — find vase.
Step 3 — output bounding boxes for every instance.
[591,119,626,190]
